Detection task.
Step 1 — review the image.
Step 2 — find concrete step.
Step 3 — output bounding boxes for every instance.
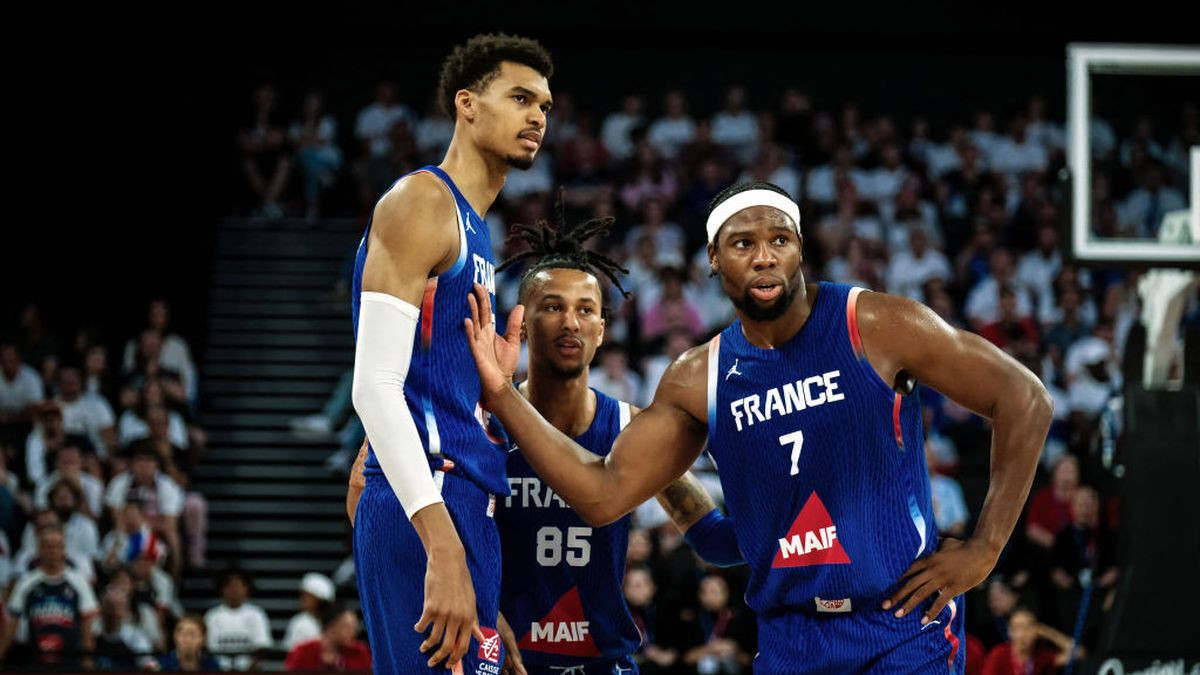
[194,482,346,499]
[206,499,346,517]
[204,429,340,446]
[193,464,334,481]
[207,332,351,349]
[208,519,349,536]
[203,379,340,396]
[209,316,349,334]
[207,538,345,556]
[209,302,345,318]
[201,412,295,429]
[205,364,347,379]
[215,258,347,275]
[203,447,336,464]
[207,395,327,413]
[204,347,353,364]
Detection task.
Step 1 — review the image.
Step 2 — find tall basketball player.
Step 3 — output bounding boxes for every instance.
[349,34,553,674]
[489,215,742,675]
[465,182,1053,672]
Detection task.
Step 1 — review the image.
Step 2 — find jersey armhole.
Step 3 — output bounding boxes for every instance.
[847,287,907,449]
[706,335,721,432]
[410,169,469,278]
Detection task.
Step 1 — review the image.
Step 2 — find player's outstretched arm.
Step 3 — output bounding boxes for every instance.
[856,292,1053,624]
[353,174,484,668]
[466,284,709,526]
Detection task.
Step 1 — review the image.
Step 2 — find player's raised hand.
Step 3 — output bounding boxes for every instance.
[464,282,524,409]
[881,537,996,624]
[412,507,486,668]
[496,612,527,675]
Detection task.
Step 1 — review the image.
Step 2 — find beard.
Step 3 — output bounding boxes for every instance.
[546,360,586,379]
[728,280,799,322]
[505,153,535,170]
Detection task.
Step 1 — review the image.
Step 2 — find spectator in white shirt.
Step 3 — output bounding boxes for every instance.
[55,367,116,461]
[926,446,968,538]
[1119,160,1186,239]
[965,248,1035,329]
[647,90,695,160]
[989,116,1048,183]
[885,228,951,302]
[859,142,908,204]
[970,110,1003,160]
[10,511,97,585]
[1016,223,1063,318]
[805,144,868,206]
[354,81,413,160]
[589,345,644,406]
[105,448,185,579]
[711,86,760,165]
[623,197,686,262]
[288,92,342,221]
[283,573,335,651]
[1025,95,1065,151]
[123,300,197,405]
[0,342,43,439]
[600,94,644,161]
[34,443,103,518]
[205,570,273,671]
[739,143,800,200]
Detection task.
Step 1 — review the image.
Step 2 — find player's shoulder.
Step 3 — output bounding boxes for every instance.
[856,288,944,335]
[650,343,710,416]
[371,171,457,238]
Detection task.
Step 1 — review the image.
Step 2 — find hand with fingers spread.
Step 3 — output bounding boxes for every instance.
[463,282,524,410]
[496,612,527,675]
[412,509,486,669]
[882,537,997,624]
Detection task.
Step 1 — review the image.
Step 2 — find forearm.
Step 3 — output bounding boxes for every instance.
[490,387,621,524]
[658,472,717,531]
[970,379,1053,555]
[409,502,465,559]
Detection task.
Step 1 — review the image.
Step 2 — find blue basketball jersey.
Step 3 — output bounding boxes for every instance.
[495,389,642,667]
[351,165,509,496]
[705,282,935,615]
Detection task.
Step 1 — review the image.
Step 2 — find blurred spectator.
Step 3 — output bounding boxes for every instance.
[740,143,799,200]
[130,550,184,629]
[1064,334,1121,422]
[624,197,686,262]
[642,330,696,407]
[36,481,100,560]
[989,116,1048,183]
[1025,96,1065,151]
[624,566,682,674]
[590,344,644,407]
[34,442,103,518]
[24,401,71,485]
[1118,159,1186,238]
[619,140,678,212]
[1050,486,1118,641]
[1016,223,1062,319]
[601,94,645,161]
[980,608,1076,675]
[712,87,760,165]
[415,94,455,162]
[971,576,1021,648]
[119,389,189,452]
[355,80,415,202]
[970,111,1003,161]
[156,614,221,672]
[289,91,343,221]
[82,344,119,409]
[679,573,755,674]
[124,300,197,401]
[106,447,187,578]
[806,143,865,206]
[0,341,43,449]
[237,84,291,219]
[91,581,156,670]
[859,141,908,204]
[205,569,273,671]
[55,365,116,461]
[1025,455,1079,549]
[101,500,167,573]
[12,510,97,583]
[885,227,951,302]
[964,249,1034,328]
[284,606,371,671]
[0,524,98,669]
[284,572,336,651]
[979,285,1040,354]
[641,267,706,344]
[926,446,968,538]
[648,90,696,160]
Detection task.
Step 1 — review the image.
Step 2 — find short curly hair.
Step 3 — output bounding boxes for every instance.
[437,33,554,119]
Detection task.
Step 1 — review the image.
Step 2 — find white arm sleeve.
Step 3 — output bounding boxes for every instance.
[351,292,444,519]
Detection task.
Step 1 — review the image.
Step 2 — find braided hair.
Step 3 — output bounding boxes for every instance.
[499,190,631,304]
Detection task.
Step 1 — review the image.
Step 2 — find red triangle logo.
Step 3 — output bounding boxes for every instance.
[772,491,852,568]
[516,586,601,657]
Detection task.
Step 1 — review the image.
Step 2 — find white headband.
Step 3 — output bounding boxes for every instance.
[705,189,801,244]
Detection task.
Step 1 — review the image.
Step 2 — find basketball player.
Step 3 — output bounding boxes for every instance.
[349,34,554,674]
[490,214,742,675]
[464,182,1053,672]
[349,210,744,675]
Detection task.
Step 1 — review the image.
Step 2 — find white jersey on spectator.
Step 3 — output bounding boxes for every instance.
[283,612,322,650]
[117,409,189,449]
[35,471,105,516]
[7,568,99,644]
[20,512,100,561]
[205,602,274,671]
[57,394,114,457]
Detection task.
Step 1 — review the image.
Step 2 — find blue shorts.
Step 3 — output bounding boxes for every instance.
[354,472,505,675]
[752,594,965,674]
[524,655,639,675]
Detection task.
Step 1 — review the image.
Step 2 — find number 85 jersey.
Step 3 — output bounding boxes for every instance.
[494,388,641,668]
[706,282,936,615]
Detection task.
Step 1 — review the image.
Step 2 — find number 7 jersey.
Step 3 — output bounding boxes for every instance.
[706,282,936,614]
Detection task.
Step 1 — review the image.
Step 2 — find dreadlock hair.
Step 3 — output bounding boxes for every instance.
[438,33,554,119]
[498,189,631,308]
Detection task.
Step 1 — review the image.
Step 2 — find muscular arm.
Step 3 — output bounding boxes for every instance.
[484,340,711,527]
[859,291,1052,556]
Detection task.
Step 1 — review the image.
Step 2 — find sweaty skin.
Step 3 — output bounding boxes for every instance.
[464,205,1052,624]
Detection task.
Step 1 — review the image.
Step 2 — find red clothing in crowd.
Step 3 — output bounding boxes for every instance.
[284,639,371,671]
[1026,487,1073,539]
[981,644,1058,675]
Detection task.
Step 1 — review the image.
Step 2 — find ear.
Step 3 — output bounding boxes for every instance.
[796,233,805,263]
[455,89,476,122]
[520,321,527,342]
[596,315,606,350]
[707,240,718,275]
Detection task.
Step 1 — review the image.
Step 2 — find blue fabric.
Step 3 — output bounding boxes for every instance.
[683,509,744,567]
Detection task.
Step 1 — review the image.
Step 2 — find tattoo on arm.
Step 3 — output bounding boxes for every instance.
[658,473,717,532]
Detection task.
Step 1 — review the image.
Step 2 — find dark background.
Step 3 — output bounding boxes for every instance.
[9,2,1197,344]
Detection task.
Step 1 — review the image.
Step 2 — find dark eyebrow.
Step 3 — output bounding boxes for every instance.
[540,293,596,304]
[510,86,553,110]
